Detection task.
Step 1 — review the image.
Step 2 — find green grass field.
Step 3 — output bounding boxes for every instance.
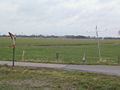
[0,65,120,90]
[0,37,120,64]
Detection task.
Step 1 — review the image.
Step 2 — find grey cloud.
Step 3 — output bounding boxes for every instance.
[0,0,120,37]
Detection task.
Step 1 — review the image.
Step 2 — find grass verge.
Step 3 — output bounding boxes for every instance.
[0,65,120,90]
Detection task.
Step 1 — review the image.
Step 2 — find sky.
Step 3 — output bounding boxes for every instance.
[0,0,120,37]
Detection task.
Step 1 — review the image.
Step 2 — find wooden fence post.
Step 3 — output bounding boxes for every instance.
[118,56,120,64]
[56,53,59,61]
[22,50,25,61]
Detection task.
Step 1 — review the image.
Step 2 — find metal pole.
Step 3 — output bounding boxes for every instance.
[96,26,101,60]
[12,47,15,67]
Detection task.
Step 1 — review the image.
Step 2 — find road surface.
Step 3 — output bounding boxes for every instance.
[0,61,120,76]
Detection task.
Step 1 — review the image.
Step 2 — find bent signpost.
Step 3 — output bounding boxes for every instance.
[8,32,16,67]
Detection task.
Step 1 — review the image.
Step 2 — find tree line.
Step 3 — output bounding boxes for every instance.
[0,34,120,39]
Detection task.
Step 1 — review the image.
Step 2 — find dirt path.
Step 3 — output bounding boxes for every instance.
[0,61,120,76]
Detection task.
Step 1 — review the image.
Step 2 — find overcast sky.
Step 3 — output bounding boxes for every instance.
[0,0,120,37]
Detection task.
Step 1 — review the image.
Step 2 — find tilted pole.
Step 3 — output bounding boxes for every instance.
[8,32,16,67]
[96,26,101,60]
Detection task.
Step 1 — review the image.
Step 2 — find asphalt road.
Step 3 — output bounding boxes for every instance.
[0,61,120,76]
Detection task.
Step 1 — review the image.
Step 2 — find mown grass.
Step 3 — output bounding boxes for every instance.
[0,37,120,64]
[0,65,120,90]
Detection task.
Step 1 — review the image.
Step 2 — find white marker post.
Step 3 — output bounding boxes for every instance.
[96,26,101,60]
[82,53,86,63]
[8,32,16,67]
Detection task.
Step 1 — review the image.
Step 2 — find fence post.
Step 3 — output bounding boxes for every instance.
[118,56,120,64]
[22,50,25,61]
[56,53,59,61]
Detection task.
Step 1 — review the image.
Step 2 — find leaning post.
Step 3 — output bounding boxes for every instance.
[8,32,16,67]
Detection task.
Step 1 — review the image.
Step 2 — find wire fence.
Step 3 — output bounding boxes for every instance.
[0,47,120,65]
[13,52,119,65]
